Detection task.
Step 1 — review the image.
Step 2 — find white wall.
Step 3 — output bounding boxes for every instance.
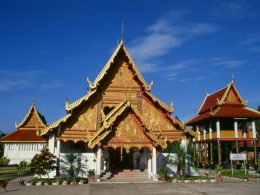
[157,153,198,176]
[59,152,96,178]
[3,143,45,164]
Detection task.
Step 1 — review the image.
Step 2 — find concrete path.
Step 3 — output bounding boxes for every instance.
[1,179,260,195]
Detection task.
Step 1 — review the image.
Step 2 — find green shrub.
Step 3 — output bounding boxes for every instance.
[0,157,10,166]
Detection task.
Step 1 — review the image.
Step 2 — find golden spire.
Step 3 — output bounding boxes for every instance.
[120,22,124,44]
[32,97,35,106]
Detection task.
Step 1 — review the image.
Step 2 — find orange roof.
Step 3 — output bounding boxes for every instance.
[197,81,246,114]
[1,129,45,142]
[186,106,260,125]
[198,87,226,114]
[186,81,256,125]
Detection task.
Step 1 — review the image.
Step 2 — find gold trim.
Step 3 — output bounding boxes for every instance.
[145,92,173,112]
[39,114,72,136]
[16,104,47,128]
[92,41,149,91]
[88,101,168,149]
[65,89,96,111]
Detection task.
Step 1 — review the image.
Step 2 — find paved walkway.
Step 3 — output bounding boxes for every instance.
[1,179,260,195]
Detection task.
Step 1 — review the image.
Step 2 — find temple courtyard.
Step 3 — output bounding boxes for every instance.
[2,180,260,195]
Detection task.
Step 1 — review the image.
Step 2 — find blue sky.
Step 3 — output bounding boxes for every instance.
[1,0,260,133]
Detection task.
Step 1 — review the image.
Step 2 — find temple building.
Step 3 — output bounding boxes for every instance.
[186,81,260,169]
[39,40,192,180]
[1,104,47,164]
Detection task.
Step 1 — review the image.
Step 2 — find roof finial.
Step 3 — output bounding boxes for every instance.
[205,89,209,96]
[231,73,234,83]
[121,22,124,44]
[32,97,35,106]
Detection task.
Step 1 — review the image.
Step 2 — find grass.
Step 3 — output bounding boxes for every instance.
[0,166,31,181]
[221,169,260,179]
[169,175,212,180]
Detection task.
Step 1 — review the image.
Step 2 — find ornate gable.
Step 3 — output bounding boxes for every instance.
[221,82,246,106]
[105,110,152,152]
[40,40,187,147]
[16,104,47,130]
[142,95,173,131]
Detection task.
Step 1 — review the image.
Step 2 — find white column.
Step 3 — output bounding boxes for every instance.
[209,127,212,139]
[198,131,201,141]
[152,144,157,181]
[181,138,187,152]
[48,133,55,153]
[96,143,102,182]
[252,121,256,138]
[148,151,152,178]
[216,120,220,138]
[203,130,206,140]
[234,120,238,138]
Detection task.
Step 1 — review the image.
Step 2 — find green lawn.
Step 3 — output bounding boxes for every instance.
[221,169,260,179]
[0,167,31,180]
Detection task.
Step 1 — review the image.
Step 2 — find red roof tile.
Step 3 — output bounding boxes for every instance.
[186,106,260,125]
[215,106,260,118]
[1,130,45,142]
[198,87,227,114]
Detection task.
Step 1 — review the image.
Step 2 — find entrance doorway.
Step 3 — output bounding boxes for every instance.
[108,148,134,170]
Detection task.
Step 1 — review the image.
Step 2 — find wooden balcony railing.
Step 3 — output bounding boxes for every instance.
[195,129,254,141]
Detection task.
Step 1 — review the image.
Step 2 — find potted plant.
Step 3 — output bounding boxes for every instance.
[87,169,95,183]
[215,165,223,183]
[247,175,253,182]
[158,161,168,181]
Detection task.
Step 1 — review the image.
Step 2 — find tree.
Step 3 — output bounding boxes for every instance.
[17,160,27,184]
[168,142,190,178]
[256,105,260,136]
[61,151,87,180]
[0,131,6,157]
[31,147,56,178]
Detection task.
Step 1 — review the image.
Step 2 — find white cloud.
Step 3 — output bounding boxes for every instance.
[248,47,260,52]
[240,32,260,45]
[214,1,255,19]
[0,70,63,92]
[213,60,247,68]
[128,11,218,74]
[130,34,182,61]
[39,80,64,91]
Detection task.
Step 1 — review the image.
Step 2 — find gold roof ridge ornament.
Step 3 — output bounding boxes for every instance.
[147,81,154,91]
[170,100,174,111]
[65,98,69,109]
[87,78,95,90]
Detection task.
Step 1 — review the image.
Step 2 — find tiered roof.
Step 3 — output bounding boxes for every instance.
[186,81,260,125]
[1,104,46,142]
[40,41,190,148]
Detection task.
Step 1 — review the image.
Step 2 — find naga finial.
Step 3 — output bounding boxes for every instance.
[87,78,95,89]
[170,100,174,108]
[65,98,69,108]
[147,81,154,91]
[217,98,220,105]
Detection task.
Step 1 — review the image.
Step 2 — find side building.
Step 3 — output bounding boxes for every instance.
[186,81,260,169]
[1,104,47,164]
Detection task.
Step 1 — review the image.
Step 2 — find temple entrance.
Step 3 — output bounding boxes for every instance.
[107,147,150,171]
[108,148,134,170]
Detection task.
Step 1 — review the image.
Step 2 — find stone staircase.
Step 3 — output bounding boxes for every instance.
[101,169,150,182]
[100,170,112,181]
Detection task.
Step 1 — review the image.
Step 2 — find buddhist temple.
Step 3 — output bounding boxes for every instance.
[39,40,192,180]
[1,103,47,164]
[186,81,260,169]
